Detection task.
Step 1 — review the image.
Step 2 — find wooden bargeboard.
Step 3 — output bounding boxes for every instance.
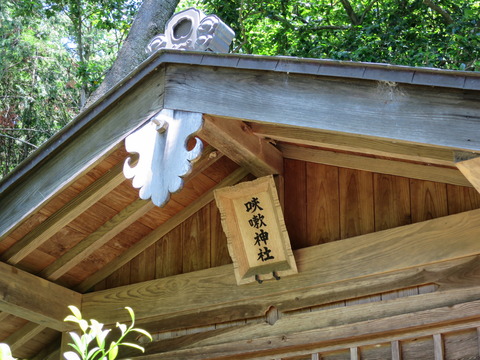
[214,175,297,284]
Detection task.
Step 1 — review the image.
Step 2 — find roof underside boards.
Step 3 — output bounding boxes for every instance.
[0,50,480,358]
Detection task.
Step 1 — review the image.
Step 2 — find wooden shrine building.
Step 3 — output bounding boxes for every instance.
[1,9,480,360]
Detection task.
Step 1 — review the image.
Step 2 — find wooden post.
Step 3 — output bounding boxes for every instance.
[60,332,71,360]
[391,340,402,360]
[350,347,360,360]
[433,334,444,360]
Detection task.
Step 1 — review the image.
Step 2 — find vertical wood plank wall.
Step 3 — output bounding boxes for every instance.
[98,159,480,289]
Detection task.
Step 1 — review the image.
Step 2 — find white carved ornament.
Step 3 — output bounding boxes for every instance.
[147,8,235,53]
[123,109,203,207]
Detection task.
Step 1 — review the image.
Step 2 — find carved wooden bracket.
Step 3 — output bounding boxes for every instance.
[123,109,203,207]
[147,8,235,53]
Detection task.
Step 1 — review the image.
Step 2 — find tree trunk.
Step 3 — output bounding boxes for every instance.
[84,0,180,108]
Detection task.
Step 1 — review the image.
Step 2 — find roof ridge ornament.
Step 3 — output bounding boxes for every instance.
[147,8,235,54]
[124,9,233,207]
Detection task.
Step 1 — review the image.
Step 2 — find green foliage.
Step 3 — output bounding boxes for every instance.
[12,0,141,101]
[0,0,77,177]
[182,0,480,70]
[0,0,139,179]
[63,305,152,360]
[0,307,151,360]
[2,0,479,180]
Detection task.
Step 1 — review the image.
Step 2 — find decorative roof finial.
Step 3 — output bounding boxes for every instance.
[147,8,235,54]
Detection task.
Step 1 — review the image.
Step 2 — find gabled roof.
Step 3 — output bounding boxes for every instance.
[0,49,479,358]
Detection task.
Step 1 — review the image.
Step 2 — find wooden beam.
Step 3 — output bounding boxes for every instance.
[82,208,480,328]
[76,167,249,293]
[0,260,80,331]
[164,64,480,153]
[1,162,126,264]
[0,61,166,239]
[280,143,471,187]
[128,289,480,360]
[200,115,283,177]
[250,121,464,166]
[39,199,154,280]
[455,152,480,193]
[39,145,221,281]
[4,145,225,350]
[6,323,46,352]
[3,147,223,351]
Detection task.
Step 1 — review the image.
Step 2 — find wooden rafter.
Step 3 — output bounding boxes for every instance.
[82,208,480,329]
[76,167,249,293]
[455,152,480,194]
[5,323,46,352]
[200,115,283,177]
[1,161,126,265]
[2,145,224,349]
[39,199,154,280]
[280,143,471,187]
[39,146,221,280]
[251,122,472,166]
[0,260,80,331]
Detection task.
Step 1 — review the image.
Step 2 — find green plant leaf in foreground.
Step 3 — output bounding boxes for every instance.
[63,305,152,360]
[0,343,15,360]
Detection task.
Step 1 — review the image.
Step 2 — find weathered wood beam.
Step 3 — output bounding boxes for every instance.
[164,64,480,153]
[280,143,471,187]
[0,61,166,239]
[0,260,80,331]
[455,152,480,194]
[1,161,126,264]
[200,115,283,177]
[128,288,480,360]
[82,208,480,329]
[39,199,154,280]
[39,146,221,281]
[76,167,249,293]
[251,121,467,166]
[5,323,47,352]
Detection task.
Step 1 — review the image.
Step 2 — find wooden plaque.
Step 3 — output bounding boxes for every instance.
[214,176,297,285]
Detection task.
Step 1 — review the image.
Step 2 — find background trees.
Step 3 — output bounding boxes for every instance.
[1,0,479,179]
[194,0,479,70]
[0,0,140,177]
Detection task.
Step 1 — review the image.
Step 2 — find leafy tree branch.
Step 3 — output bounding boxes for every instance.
[339,0,361,25]
[423,0,454,24]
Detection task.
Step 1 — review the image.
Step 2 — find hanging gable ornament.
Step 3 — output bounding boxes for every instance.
[215,176,298,285]
[123,9,235,207]
[147,8,235,53]
[123,110,203,207]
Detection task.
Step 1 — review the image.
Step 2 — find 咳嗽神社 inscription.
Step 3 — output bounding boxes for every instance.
[214,176,297,285]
